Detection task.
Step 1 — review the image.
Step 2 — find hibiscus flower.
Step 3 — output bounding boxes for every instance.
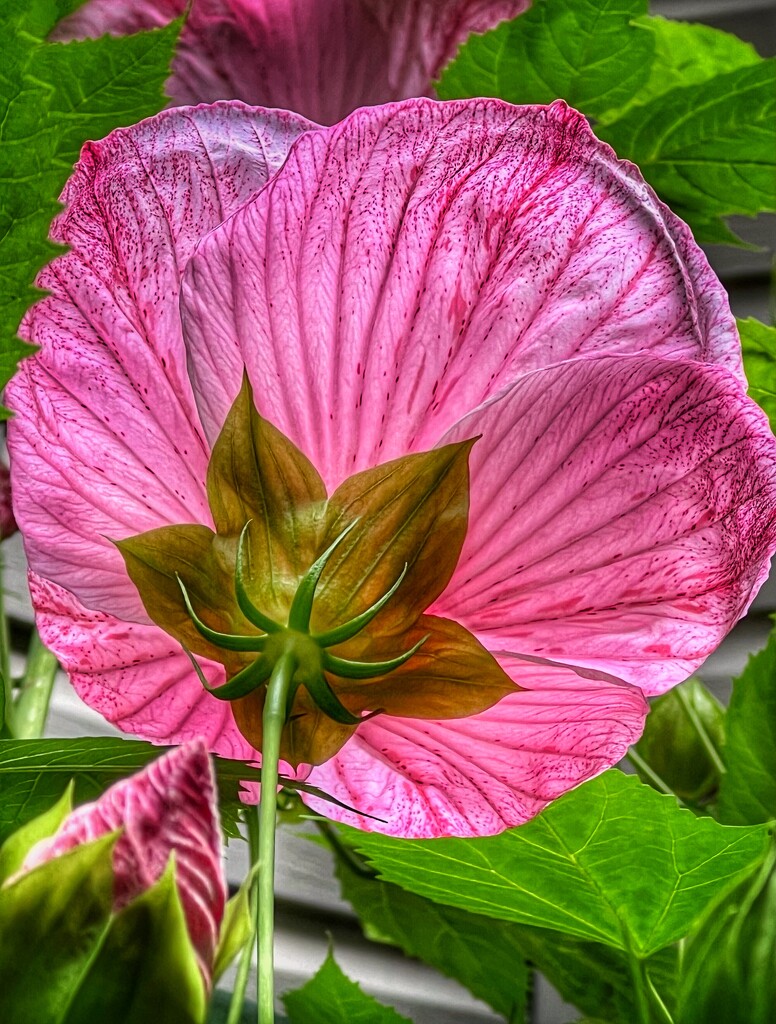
[53,0,528,124]
[7,98,776,838]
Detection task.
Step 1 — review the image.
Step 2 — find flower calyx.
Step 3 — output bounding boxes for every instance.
[179,520,428,730]
[116,375,516,766]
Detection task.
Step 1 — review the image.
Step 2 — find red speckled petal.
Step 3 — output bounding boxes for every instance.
[306,655,647,838]
[181,98,741,493]
[28,572,262,765]
[433,355,776,695]
[20,742,226,986]
[53,0,527,124]
[7,103,312,621]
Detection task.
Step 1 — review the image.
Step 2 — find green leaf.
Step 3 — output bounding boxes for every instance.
[0,778,73,882]
[283,952,414,1024]
[336,835,677,1023]
[0,832,116,1022]
[336,858,529,1021]
[597,60,776,243]
[623,16,761,113]
[437,0,653,119]
[0,736,367,843]
[0,2,180,415]
[347,772,769,957]
[718,627,776,825]
[675,842,776,1024]
[0,737,243,842]
[63,859,206,1024]
[739,317,776,435]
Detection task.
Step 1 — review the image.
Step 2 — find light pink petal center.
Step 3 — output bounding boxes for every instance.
[181,99,739,493]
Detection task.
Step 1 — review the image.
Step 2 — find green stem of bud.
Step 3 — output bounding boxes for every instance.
[673,685,726,778]
[257,649,295,1024]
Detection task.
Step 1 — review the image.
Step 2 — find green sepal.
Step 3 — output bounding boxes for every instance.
[177,574,267,652]
[313,440,475,636]
[116,524,246,668]
[0,779,73,883]
[312,565,408,648]
[0,832,117,1022]
[322,635,428,680]
[183,646,271,701]
[62,857,207,1024]
[235,523,285,634]
[208,376,326,622]
[302,673,369,726]
[287,520,359,632]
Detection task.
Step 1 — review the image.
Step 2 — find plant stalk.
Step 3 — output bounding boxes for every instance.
[12,630,59,738]
[0,552,12,731]
[626,748,687,807]
[226,813,261,1024]
[674,684,726,776]
[625,934,653,1024]
[257,650,295,1024]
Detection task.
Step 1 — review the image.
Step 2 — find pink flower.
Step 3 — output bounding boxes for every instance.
[7,98,776,838]
[53,0,528,124]
[16,742,226,987]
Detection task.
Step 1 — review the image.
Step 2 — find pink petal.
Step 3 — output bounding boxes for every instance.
[433,355,776,695]
[306,656,647,838]
[53,0,527,124]
[181,99,740,493]
[20,741,226,985]
[29,572,261,763]
[7,103,311,620]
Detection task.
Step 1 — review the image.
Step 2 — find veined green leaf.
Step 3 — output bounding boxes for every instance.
[0,736,370,843]
[437,0,653,119]
[598,59,776,243]
[0,779,73,882]
[619,16,761,114]
[739,317,776,436]
[283,952,413,1024]
[347,772,769,957]
[336,851,676,1023]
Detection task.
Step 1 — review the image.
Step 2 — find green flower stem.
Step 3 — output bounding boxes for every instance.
[12,630,59,739]
[673,684,727,777]
[258,650,295,1024]
[227,814,261,1024]
[645,968,676,1024]
[626,748,687,806]
[626,941,653,1024]
[0,552,11,731]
